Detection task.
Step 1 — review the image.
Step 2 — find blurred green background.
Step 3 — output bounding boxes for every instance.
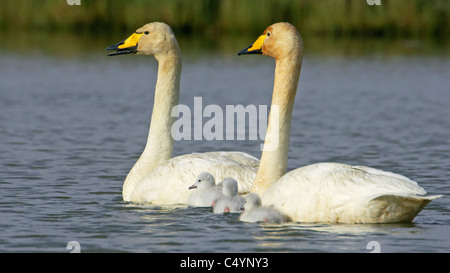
[0,0,448,55]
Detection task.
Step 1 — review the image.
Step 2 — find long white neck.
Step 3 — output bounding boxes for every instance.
[251,55,302,195]
[122,48,182,201]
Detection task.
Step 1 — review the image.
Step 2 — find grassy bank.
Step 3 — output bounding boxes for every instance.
[0,0,448,39]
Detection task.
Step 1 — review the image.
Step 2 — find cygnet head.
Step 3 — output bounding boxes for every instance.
[106,22,181,59]
[221,178,238,197]
[238,22,303,61]
[189,172,216,190]
[242,193,262,211]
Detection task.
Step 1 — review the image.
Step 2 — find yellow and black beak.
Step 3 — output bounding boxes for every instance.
[106,33,144,56]
[238,34,267,55]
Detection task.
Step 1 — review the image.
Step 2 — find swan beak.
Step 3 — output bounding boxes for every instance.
[238,34,267,55]
[106,33,144,56]
[188,185,197,190]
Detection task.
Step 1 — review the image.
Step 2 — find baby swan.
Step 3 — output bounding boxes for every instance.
[188,172,223,207]
[239,193,290,224]
[213,178,245,213]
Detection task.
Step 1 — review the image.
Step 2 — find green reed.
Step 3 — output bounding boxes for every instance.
[0,0,448,39]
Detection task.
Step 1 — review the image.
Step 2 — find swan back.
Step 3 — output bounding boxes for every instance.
[261,162,441,223]
[129,152,257,204]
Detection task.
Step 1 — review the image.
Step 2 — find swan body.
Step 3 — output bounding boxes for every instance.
[129,151,257,204]
[213,178,245,213]
[261,163,440,223]
[188,172,223,207]
[240,193,290,223]
[239,22,441,223]
[107,22,258,204]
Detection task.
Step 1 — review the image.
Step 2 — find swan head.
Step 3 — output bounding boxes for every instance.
[221,178,238,197]
[189,172,215,190]
[238,22,303,60]
[242,193,262,211]
[106,22,180,59]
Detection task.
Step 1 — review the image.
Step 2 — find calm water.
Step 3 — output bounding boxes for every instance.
[0,44,449,252]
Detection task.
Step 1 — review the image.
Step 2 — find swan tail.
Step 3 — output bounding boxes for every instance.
[367,194,442,223]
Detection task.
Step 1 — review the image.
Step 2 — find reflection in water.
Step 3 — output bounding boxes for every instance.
[284,222,417,235]
[127,200,427,252]
[252,222,422,252]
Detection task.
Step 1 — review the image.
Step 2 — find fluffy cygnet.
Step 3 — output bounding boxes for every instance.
[213,178,245,213]
[239,193,290,223]
[188,172,223,207]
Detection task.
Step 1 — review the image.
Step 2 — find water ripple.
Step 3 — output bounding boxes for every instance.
[0,53,449,252]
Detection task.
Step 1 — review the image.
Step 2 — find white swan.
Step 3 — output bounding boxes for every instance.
[188,172,223,207]
[106,22,258,204]
[238,22,441,223]
[212,178,245,213]
[239,193,290,223]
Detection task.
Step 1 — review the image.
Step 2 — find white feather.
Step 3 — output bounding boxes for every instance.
[212,178,245,213]
[261,162,441,223]
[130,152,257,204]
[188,172,223,207]
[243,22,441,223]
[240,193,290,223]
[110,23,260,204]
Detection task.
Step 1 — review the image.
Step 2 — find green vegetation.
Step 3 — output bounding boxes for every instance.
[0,0,448,39]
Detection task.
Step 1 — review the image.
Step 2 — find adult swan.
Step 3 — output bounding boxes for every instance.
[107,22,258,204]
[238,22,441,223]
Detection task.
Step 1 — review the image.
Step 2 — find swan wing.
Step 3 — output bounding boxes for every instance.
[200,151,259,168]
[129,152,258,204]
[261,162,439,223]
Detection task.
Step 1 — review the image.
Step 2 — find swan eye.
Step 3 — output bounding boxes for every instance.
[145,31,149,35]
[198,179,201,182]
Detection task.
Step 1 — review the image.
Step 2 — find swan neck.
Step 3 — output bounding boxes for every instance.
[252,55,302,195]
[147,51,181,156]
[123,48,182,201]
